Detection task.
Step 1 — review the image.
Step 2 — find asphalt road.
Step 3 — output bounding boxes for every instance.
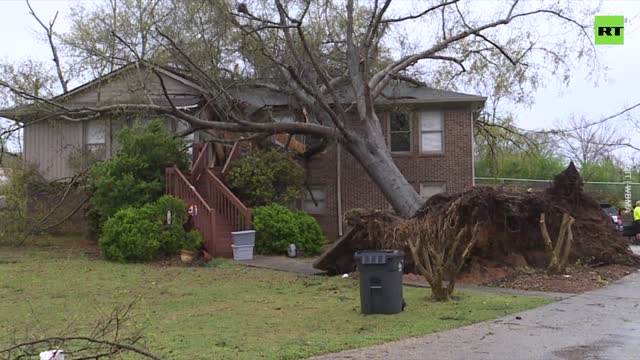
[311,271,640,360]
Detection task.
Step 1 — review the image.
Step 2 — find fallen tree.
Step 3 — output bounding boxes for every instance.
[314,163,639,278]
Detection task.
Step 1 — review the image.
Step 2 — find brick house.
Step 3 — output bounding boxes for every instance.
[289,88,485,241]
[0,62,485,247]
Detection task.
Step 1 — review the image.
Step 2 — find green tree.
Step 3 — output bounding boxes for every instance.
[227,149,304,207]
[88,119,188,234]
[4,0,599,221]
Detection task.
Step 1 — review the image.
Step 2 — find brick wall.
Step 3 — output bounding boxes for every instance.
[305,104,474,242]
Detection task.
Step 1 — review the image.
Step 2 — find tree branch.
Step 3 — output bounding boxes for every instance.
[25,0,68,93]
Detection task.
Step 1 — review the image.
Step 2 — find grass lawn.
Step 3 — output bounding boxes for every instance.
[0,242,551,359]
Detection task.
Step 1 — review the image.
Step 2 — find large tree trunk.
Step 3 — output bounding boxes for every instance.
[341,115,423,219]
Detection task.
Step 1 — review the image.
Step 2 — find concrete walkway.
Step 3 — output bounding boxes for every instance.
[242,255,325,275]
[242,255,570,300]
[310,271,640,360]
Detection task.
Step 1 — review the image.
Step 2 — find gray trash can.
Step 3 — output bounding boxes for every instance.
[354,250,405,315]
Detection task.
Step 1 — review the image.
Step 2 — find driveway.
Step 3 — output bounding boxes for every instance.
[310,271,640,360]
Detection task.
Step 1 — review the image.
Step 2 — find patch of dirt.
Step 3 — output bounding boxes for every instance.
[404,264,637,294]
[477,264,637,293]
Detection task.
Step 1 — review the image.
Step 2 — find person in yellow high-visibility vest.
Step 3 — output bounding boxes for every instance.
[634,201,640,240]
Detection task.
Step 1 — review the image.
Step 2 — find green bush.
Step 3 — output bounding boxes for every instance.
[88,120,189,236]
[293,211,325,255]
[183,230,204,252]
[227,149,304,207]
[253,204,325,255]
[99,195,202,262]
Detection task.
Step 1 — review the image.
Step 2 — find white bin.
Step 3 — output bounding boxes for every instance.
[232,244,254,261]
[231,230,256,246]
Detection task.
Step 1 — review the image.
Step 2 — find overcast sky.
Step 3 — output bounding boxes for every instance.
[1,0,640,159]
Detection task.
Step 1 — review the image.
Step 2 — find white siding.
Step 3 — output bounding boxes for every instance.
[25,120,83,180]
[24,66,202,181]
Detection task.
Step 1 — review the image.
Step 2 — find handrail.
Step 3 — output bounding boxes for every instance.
[191,142,210,182]
[166,166,218,256]
[221,141,239,174]
[206,169,252,230]
[168,166,212,213]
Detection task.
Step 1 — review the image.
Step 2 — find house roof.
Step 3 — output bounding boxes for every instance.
[0,62,206,123]
[0,61,486,122]
[230,81,485,108]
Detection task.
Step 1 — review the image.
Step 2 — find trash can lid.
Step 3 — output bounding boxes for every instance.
[354,250,404,264]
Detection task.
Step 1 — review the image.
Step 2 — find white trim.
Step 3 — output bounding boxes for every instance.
[418,110,444,154]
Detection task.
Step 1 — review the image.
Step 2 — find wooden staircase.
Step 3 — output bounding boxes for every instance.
[165,142,252,258]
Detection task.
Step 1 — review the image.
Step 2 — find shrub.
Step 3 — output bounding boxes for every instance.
[183,230,204,252]
[227,149,304,207]
[88,120,188,236]
[293,211,325,255]
[99,195,201,262]
[100,207,160,262]
[253,204,325,255]
[0,162,41,244]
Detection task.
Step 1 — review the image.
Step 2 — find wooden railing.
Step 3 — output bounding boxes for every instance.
[205,169,252,231]
[165,166,218,256]
[221,141,240,175]
[191,142,209,183]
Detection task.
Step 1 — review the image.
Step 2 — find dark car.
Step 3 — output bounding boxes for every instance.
[600,203,623,232]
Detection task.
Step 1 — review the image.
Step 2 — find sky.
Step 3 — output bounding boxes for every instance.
[1,0,640,159]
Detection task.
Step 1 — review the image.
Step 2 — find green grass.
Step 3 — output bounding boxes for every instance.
[0,245,551,360]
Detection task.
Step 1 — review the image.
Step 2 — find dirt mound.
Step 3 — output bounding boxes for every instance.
[314,163,639,274]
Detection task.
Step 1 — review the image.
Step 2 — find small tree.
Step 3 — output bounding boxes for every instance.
[400,200,486,302]
[88,120,188,235]
[539,213,575,274]
[227,149,304,207]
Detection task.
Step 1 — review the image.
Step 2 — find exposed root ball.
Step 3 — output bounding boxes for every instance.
[314,163,639,274]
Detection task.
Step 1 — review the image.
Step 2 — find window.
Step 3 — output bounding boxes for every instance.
[419,111,444,153]
[86,120,106,158]
[389,112,411,152]
[302,186,326,214]
[420,183,446,200]
[274,113,296,123]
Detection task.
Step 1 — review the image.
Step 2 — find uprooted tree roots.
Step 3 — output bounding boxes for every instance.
[540,213,575,274]
[314,163,640,300]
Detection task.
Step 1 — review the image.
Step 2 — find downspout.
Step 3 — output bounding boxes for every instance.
[471,110,476,187]
[337,143,343,236]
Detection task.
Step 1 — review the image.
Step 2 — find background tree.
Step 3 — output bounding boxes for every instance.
[556,115,630,169]
[1,0,600,219]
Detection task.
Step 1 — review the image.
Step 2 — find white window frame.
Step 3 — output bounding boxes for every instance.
[420,182,447,200]
[419,111,444,154]
[86,120,106,146]
[387,112,412,153]
[302,186,327,215]
[85,120,107,158]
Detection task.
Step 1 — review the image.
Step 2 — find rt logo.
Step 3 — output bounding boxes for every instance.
[595,16,624,45]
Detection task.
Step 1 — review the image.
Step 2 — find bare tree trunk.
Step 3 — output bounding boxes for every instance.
[342,117,423,219]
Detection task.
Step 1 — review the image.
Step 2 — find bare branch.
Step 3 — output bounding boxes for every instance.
[381,0,459,24]
[25,0,68,93]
